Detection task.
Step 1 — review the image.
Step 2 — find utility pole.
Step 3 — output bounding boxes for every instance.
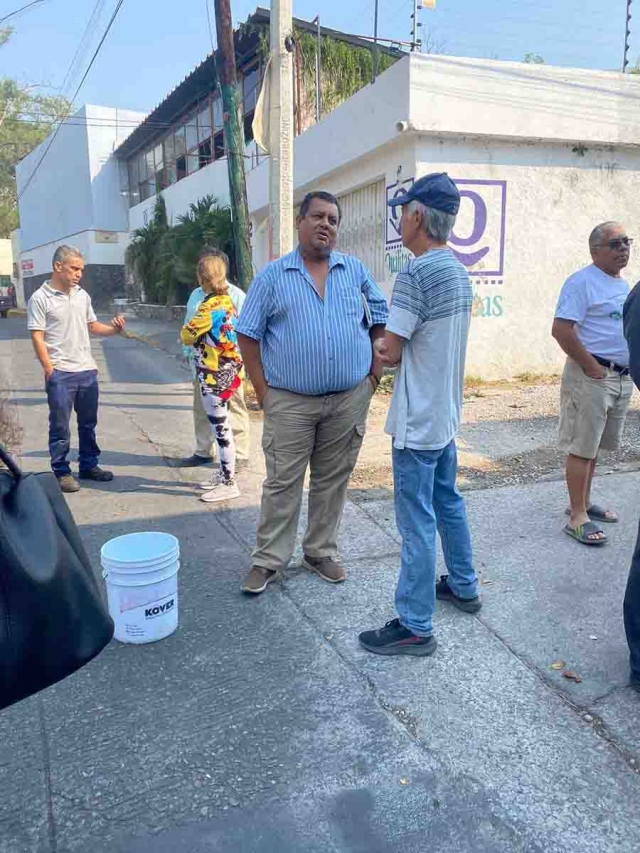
[213,0,253,291]
[410,0,421,52]
[269,0,294,259]
[372,0,379,83]
[623,0,633,72]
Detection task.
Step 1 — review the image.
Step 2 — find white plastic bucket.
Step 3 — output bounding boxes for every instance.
[101,532,180,645]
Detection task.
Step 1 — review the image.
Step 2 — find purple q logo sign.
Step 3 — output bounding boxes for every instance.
[385,178,507,277]
[451,180,506,276]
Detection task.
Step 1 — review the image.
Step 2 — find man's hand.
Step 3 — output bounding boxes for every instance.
[111,315,126,333]
[44,364,55,380]
[584,362,607,380]
[254,382,269,409]
[373,337,394,366]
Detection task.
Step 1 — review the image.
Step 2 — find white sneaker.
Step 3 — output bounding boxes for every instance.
[201,481,240,503]
[199,471,222,490]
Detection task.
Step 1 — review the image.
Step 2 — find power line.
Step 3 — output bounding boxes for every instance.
[205,0,215,54]
[59,0,107,98]
[0,0,45,25]
[18,0,127,201]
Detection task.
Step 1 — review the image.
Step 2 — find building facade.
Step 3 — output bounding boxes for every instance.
[14,13,640,378]
[15,104,145,307]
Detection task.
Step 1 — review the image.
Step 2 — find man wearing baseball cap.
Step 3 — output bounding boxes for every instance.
[359,173,481,657]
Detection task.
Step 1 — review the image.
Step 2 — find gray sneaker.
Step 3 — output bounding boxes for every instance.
[57,474,80,493]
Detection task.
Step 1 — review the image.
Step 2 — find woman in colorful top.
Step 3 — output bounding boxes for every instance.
[180,253,243,503]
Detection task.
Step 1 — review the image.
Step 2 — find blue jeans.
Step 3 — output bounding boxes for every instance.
[46,369,100,476]
[393,440,478,637]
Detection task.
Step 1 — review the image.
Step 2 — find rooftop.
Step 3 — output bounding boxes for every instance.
[114,6,404,161]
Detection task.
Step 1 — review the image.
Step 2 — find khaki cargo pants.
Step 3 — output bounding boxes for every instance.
[193,378,251,462]
[251,377,375,572]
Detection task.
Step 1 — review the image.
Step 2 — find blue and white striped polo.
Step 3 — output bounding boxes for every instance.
[385,248,472,450]
[237,248,388,396]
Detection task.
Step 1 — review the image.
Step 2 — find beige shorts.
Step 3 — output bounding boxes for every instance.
[558,358,633,459]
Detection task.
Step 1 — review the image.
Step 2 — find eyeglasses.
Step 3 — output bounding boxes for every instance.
[595,237,634,250]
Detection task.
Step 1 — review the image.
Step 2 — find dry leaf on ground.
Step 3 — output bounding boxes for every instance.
[550,661,565,670]
[562,670,582,683]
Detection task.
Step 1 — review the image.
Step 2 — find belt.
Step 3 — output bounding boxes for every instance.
[270,386,351,397]
[591,354,630,376]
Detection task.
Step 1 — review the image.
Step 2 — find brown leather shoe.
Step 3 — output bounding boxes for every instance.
[302,555,346,584]
[57,474,80,493]
[241,566,278,594]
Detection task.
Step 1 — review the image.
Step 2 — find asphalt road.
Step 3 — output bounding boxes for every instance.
[1,316,640,853]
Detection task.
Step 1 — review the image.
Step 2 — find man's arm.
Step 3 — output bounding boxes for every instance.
[369,325,387,382]
[88,316,125,337]
[30,330,54,379]
[238,334,268,407]
[551,319,605,378]
[373,331,405,367]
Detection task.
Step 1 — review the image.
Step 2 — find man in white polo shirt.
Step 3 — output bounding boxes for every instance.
[27,245,126,493]
[552,222,633,546]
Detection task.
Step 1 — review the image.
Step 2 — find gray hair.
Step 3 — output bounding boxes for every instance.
[52,244,83,267]
[589,222,622,250]
[408,200,456,243]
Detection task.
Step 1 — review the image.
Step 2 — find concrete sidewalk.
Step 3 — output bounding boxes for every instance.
[3,316,640,852]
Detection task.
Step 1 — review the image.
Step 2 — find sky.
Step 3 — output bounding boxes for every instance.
[0,0,635,115]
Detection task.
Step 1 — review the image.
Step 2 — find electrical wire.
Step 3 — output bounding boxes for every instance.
[0,0,45,25]
[205,0,215,54]
[18,0,127,201]
[59,0,107,99]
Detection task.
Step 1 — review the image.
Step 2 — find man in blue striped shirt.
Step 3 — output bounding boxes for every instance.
[237,191,388,594]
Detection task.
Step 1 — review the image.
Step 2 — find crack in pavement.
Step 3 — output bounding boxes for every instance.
[37,697,57,853]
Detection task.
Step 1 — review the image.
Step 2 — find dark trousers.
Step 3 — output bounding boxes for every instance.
[624,522,640,683]
[46,369,100,477]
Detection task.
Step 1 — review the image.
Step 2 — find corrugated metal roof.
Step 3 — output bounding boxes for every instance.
[115,6,404,161]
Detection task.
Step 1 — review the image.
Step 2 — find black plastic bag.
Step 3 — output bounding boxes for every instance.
[0,444,113,710]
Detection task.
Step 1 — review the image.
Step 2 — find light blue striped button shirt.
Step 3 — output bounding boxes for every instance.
[237,248,389,395]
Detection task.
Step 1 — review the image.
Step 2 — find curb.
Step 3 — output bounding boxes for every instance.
[7,308,26,318]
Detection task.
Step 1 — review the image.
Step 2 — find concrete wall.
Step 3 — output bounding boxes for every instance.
[16,106,93,255]
[412,136,640,379]
[0,240,12,276]
[407,54,640,148]
[16,105,145,301]
[244,54,640,379]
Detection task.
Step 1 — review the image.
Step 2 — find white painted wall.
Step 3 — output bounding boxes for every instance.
[244,54,640,379]
[407,53,640,148]
[17,106,93,256]
[16,104,145,277]
[0,240,12,276]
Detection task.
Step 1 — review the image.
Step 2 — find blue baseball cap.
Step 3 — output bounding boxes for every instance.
[387,172,460,215]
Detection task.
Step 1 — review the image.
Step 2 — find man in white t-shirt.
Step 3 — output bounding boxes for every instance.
[552,221,633,546]
[358,173,481,658]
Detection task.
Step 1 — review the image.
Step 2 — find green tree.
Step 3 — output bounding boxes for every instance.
[170,195,234,294]
[125,194,233,305]
[523,52,545,64]
[0,29,69,237]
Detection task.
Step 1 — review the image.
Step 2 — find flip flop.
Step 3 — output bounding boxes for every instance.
[564,521,607,546]
[565,505,619,524]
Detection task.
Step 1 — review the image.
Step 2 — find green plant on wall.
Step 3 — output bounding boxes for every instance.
[294,29,398,113]
[254,24,400,116]
[125,194,233,305]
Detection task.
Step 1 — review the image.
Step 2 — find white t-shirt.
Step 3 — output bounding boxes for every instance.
[555,264,630,366]
[27,282,98,372]
[385,249,472,451]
